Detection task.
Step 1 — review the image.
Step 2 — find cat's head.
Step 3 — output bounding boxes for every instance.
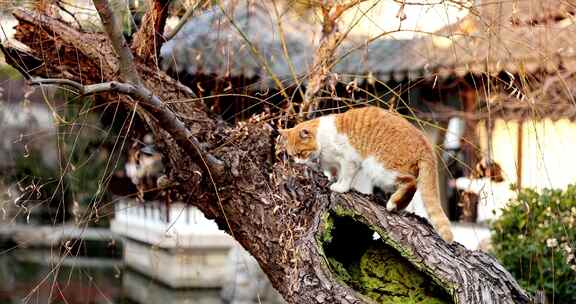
[279,120,320,164]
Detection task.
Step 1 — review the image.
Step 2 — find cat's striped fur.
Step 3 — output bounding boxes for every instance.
[280,106,453,242]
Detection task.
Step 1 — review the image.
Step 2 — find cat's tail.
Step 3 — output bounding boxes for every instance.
[418,157,454,243]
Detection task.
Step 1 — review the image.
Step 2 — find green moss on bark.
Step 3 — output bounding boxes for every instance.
[359,243,448,304]
[319,211,451,304]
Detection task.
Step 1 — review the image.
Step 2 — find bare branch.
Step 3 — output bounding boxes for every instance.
[164,0,209,41]
[90,0,225,180]
[93,0,142,84]
[216,1,290,100]
[331,0,367,21]
[131,0,171,64]
[299,0,368,119]
[29,77,226,178]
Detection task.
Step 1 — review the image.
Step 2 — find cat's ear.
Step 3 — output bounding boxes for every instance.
[299,128,311,139]
[278,129,289,138]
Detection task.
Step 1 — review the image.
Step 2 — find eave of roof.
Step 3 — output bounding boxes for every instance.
[376,0,576,79]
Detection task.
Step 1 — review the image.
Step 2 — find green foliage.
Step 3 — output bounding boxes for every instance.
[491,185,576,302]
[0,63,23,80]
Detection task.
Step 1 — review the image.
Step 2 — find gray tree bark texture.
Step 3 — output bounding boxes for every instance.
[2,9,533,304]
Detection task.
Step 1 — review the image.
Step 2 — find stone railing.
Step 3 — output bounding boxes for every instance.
[111,200,236,288]
[111,200,233,249]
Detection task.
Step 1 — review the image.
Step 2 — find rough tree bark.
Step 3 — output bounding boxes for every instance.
[1,7,533,304]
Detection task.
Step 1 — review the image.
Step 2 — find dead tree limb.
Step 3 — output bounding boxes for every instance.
[130,0,171,64]
[92,0,224,178]
[1,7,533,304]
[298,0,368,119]
[93,0,142,84]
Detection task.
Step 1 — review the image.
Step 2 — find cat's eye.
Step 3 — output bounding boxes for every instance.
[299,129,310,140]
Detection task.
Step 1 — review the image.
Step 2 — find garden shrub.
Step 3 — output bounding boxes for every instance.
[491,185,576,302]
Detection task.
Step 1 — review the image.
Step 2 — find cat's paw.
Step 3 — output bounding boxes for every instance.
[330,182,351,193]
[323,170,335,182]
[386,200,397,211]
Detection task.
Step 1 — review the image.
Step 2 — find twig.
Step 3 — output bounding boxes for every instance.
[270,0,305,116]
[56,1,84,30]
[93,0,141,84]
[298,0,369,120]
[29,77,226,177]
[164,0,209,41]
[331,0,366,21]
[216,1,290,100]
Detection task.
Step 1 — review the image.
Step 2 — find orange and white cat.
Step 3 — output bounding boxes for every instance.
[280,106,453,242]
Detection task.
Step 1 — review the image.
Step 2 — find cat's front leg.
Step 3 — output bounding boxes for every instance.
[323,169,335,182]
[319,153,337,182]
[322,164,339,182]
[330,160,358,193]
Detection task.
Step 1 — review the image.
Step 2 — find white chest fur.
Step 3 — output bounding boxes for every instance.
[315,115,399,194]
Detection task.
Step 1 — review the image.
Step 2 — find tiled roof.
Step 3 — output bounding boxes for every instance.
[375,0,576,79]
[160,0,410,84]
[160,0,576,120]
[160,1,318,81]
[162,1,576,83]
[488,72,576,121]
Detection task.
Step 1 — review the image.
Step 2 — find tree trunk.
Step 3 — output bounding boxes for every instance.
[2,9,533,304]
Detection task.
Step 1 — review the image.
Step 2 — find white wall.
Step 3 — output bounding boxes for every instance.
[520,119,576,190]
[488,119,576,191]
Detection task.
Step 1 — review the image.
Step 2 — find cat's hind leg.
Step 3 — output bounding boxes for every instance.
[385,175,417,211]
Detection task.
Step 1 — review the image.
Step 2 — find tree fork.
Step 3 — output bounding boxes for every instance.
[1,8,533,304]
